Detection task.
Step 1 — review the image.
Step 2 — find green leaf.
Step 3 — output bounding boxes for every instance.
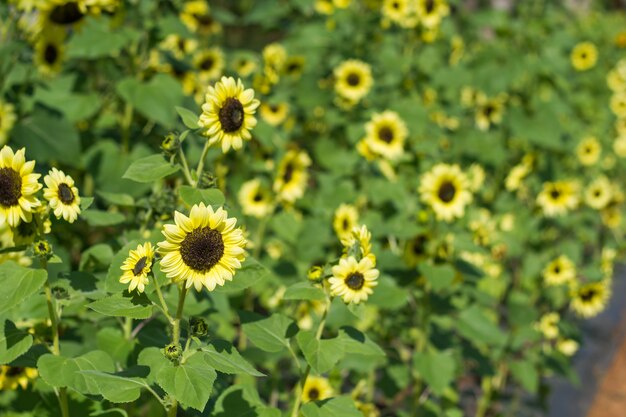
[366,275,408,310]
[200,341,264,376]
[88,292,153,319]
[296,331,345,374]
[413,350,456,395]
[157,353,217,411]
[213,386,281,417]
[175,106,200,129]
[81,209,126,226]
[178,185,226,207]
[0,319,33,365]
[80,370,145,403]
[116,74,184,127]
[457,306,507,347]
[66,17,138,59]
[301,396,363,417]
[420,263,456,292]
[122,154,180,183]
[137,347,169,385]
[338,326,385,357]
[510,360,539,393]
[0,262,48,314]
[240,312,296,353]
[213,257,269,293]
[97,328,134,364]
[37,350,115,394]
[97,191,135,206]
[283,282,326,301]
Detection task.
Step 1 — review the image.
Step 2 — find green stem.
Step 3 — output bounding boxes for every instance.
[178,148,195,186]
[172,285,188,346]
[475,377,492,417]
[152,273,173,323]
[195,141,212,181]
[123,317,133,341]
[121,102,133,154]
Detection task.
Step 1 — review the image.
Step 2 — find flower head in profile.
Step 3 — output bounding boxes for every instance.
[419,163,473,222]
[0,146,42,227]
[120,242,154,293]
[198,76,260,153]
[43,168,81,223]
[273,149,311,203]
[158,203,247,292]
[570,42,598,71]
[301,375,333,403]
[329,255,379,304]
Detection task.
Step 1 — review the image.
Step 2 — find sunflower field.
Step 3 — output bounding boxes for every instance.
[0,0,625,416]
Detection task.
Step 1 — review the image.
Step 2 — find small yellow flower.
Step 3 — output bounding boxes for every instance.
[193,47,225,83]
[179,0,222,36]
[0,366,38,390]
[543,255,576,286]
[584,176,613,210]
[536,312,560,340]
[419,163,473,222]
[334,60,373,104]
[301,376,333,403]
[273,150,311,203]
[570,42,598,71]
[557,339,579,356]
[333,204,359,244]
[238,179,273,218]
[570,280,610,318]
[43,168,81,223]
[329,255,379,304]
[536,180,579,217]
[610,92,626,118]
[576,136,601,166]
[260,102,289,126]
[364,110,408,161]
[120,242,154,293]
[0,146,42,227]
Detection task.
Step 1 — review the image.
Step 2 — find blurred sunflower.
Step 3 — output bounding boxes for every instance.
[159,34,197,59]
[0,146,42,227]
[0,101,16,146]
[419,163,473,222]
[301,376,333,403]
[231,54,258,78]
[333,204,359,244]
[158,203,247,292]
[260,102,289,126]
[198,76,260,153]
[602,206,622,229]
[381,0,415,27]
[34,29,66,76]
[404,233,429,267]
[40,0,86,27]
[364,110,408,161]
[557,339,579,356]
[179,0,222,36]
[570,281,610,318]
[273,149,311,203]
[262,43,287,84]
[536,180,579,217]
[238,179,273,218]
[613,135,626,157]
[283,56,305,78]
[570,42,598,71]
[576,136,601,166]
[543,255,576,286]
[329,255,379,304]
[334,59,373,104]
[585,176,612,210]
[610,92,626,118]
[505,159,532,192]
[119,242,154,293]
[43,168,81,223]
[416,0,449,29]
[193,47,224,83]
[0,366,38,390]
[475,94,506,131]
[536,312,560,339]
[344,224,373,257]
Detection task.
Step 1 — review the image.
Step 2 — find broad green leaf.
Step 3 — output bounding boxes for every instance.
[301,396,363,417]
[457,306,507,347]
[420,263,456,292]
[283,282,325,301]
[80,370,146,403]
[366,275,408,310]
[413,350,456,395]
[213,385,281,417]
[97,328,134,364]
[116,74,184,127]
[338,327,385,357]
[66,17,138,59]
[37,350,115,394]
[240,312,296,353]
[178,185,226,207]
[97,191,135,206]
[82,209,126,226]
[214,257,269,293]
[122,154,180,183]
[0,262,48,314]
[175,106,200,129]
[80,243,114,271]
[296,331,345,374]
[137,347,170,385]
[510,360,539,393]
[157,353,217,411]
[0,319,33,364]
[200,340,264,377]
[88,292,153,319]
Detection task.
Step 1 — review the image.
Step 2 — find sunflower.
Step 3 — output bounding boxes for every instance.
[419,163,473,222]
[381,0,416,27]
[364,110,408,161]
[557,339,579,356]
[193,47,224,83]
[34,28,66,76]
[416,0,449,29]
[179,0,222,36]
[301,376,333,403]
[467,163,485,192]
[315,0,334,15]
[343,224,372,257]
[0,146,42,228]
[329,255,379,304]
[536,312,560,339]
[570,281,610,318]
[232,55,258,78]
[0,366,38,390]
[333,204,359,244]
[198,76,260,153]
[119,242,154,293]
[0,100,16,146]
[504,162,531,192]
[602,206,622,229]
[543,255,576,286]
[570,42,598,71]
[475,94,505,131]
[40,0,87,27]
[157,203,247,292]
[273,149,311,203]
[159,34,198,59]
[584,176,612,210]
[262,43,287,84]
[283,56,305,78]
[260,102,289,126]
[576,136,601,166]
[613,135,626,157]
[404,233,429,267]
[536,180,579,217]
[43,168,81,223]
[610,92,626,118]
[238,179,273,218]
[334,59,373,104]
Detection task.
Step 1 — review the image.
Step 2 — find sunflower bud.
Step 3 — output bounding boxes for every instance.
[161,133,180,157]
[163,343,182,362]
[33,240,52,259]
[189,316,208,337]
[197,172,217,189]
[307,266,324,282]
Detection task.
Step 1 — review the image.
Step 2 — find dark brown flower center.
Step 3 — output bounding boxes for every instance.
[346,73,360,86]
[283,163,295,183]
[200,57,214,71]
[425,0,435,13]
[0,167,22,207]
[218,97,244,133]
[133,256,148,276]
[392,1,400,9]
[345,272,365,290]
[484,104,495,118]
[308,388,320,401]
[49,2,84,25]
[437,181,456,203]
[193,13,214,28]
[58,183,75,204]
[44,44,58,65]
[580,288,597,302]
[378,126,394,143]
[253,192,264,202]
[342,218,349,231]
[180,227,225,272]
[550,189,561,200]
[5,366,24,377]
[553,265,561,274]
[412,235,427,255]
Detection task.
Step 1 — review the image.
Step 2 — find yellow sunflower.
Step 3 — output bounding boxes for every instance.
[613,135,626,158]
[536,312,560,339]
[333,204,359,244]
[179,0,222,36]
[416,0,449,29]
[232,55,258,78]
[334,59,373,104]
[536,180,579,217]
[34,29,66,76]
[505,162,531,192]
[198,76,260,153]
[238,179,274,218]
[343,224,372,257]
[364,110,408,161]
[404,233,429,267]
[262,43,287,84]
[610,92,626,118]
[119,242,154,293]
[467,163,485,192]
[159,34,198,59]
[570,281,610,318]
[273,149,311,203]
[584,176,612,210]
[418,163,473,222]
[602,206,622,229]
[0,366,38,390]
[381,0,416,28]
[557,339,579,357]
[157,203,247,292]
[475,94,506,131]
[543,255,576,286]
[0,146,42,227]
[576,136,601,166]
[43,167,81,223]
[283,56,305,78]
[193,47,225,83]
[301,376,333,403]
[329,255,379,304]
[570,42,598,71]
[39,0,87,28]
[0,101,16,146]
[260,102,289,126]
